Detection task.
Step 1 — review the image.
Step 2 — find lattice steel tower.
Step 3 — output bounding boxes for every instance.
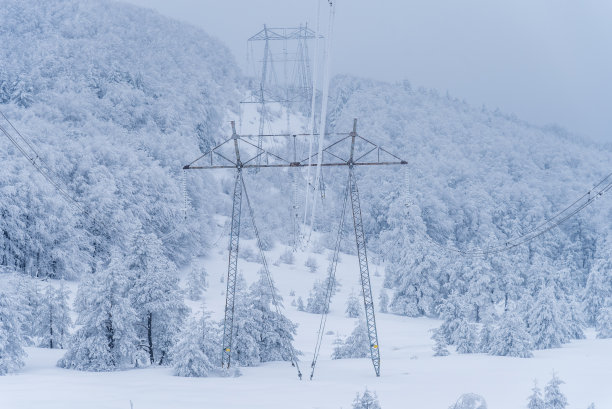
[184,119,407,377]
[241,24,319,251]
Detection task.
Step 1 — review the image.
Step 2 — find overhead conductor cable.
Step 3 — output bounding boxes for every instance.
[309,0,336,239]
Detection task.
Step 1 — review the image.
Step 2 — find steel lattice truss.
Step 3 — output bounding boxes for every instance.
[221,170,243,369]
[248,26,318,42]
[184,119,406,377]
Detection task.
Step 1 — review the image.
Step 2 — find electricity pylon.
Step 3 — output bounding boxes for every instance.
[241,24,319,252]
[184,119,406,376]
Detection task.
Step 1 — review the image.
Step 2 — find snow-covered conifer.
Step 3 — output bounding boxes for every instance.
[186,265,207,301]
[35,282,72,349]
[346,291,361,318]
[477,319,495,353]
[583,237,612,325]
[527,381,545,409]
[527,287,568,349]
[561,299,585,341]
[464,258,496,322]
[582,268,610,326]
[172,307,219,377]
[305,274,339,314]
[230,275,260,367]
[279,248,295,265]
[352,388,381,409]
[247,270,298,363]
[453,318,479,354]
[0,284,27,375]
[332,319,370,359]
[296,296,305,311]
[378,289,389,313]
[489,310,532,358]
[544,374,568,409]
[58,252,141,371]
[127,231,189,365]
[436,292,467,345]
[387,249,439,317]
[15,278,40,343]
[305,256,318,273]
[595,299,612,339]
[431,328,450,356]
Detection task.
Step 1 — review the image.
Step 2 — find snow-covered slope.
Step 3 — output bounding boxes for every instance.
[0,0,242,275]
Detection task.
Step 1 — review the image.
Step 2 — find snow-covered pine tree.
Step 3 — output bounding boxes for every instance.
[464,258,497,323]
[34,283,72,349]
[378,289,389,313]
[127,230,189,365]
[431,328,450,356]
[527,287,568,349]
[352,388,381,409]
[58,251,141,371]
[595,299,612,338]
[346,291,361,318]
[477,318,495,353]
[279,248,295,265]
[54,281,72,348]
[544,374,568,409]
[306,280,327,314]
[332,319,370,359]
[386,247,439,317]
[231,274,260,367]
[489,310,532,358]
[583,237,612,326]
[435,292,467,345]
[582,268,610,326]
[248,270,298,363]
[15,278,40,344]
[0,283,27,375]
[305,274,339,314]
[186,265,207,301]
[491,253,524,313]
[453,317,479,354]
[382,200,441,318]
[172,306,219,377]
[304,256,318,273]
[561,298,586,341]
[527,381,545,409]
[296,296,305,311]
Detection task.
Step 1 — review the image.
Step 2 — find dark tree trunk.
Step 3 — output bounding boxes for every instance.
[147,312,154,364]
[49,310,53,349]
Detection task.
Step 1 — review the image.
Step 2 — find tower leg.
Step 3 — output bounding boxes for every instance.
[348,167,381,377]
[221,169,243,369]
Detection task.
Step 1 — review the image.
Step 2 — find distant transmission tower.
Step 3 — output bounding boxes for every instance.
[241,24,319,250]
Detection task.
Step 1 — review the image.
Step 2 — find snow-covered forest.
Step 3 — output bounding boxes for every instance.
[0,0,611,408]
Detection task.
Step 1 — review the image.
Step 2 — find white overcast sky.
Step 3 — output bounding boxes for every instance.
[124,0,611,144]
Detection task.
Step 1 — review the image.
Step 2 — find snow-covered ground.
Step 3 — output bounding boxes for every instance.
[1,238,611,409]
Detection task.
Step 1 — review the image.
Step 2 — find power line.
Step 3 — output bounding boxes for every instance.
[241,175,302,379]
[402,172,612,257]
[0,110,185,242]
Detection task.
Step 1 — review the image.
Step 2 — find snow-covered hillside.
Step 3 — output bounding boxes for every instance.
[1,1,611,408]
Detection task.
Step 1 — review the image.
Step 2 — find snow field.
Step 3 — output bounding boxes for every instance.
[1,237,611,409]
